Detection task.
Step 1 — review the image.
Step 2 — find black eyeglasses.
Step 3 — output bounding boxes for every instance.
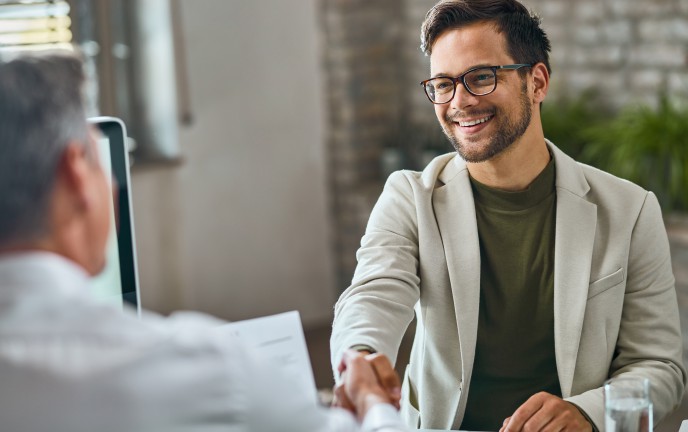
[420,64,532,104]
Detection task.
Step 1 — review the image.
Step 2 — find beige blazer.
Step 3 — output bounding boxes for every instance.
[331,142,686,430]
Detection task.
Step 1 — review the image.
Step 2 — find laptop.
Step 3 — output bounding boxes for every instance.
[88,116,141,313]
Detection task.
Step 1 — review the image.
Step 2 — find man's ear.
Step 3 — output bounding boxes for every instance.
[57,143,92,211]
[530,62,549,105]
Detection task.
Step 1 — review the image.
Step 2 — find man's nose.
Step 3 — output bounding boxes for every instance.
[450,82,479,111]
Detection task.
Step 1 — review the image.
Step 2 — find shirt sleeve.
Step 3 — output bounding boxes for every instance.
[360,404,409,431]
[304,404,408,432]
[331,171,421,374]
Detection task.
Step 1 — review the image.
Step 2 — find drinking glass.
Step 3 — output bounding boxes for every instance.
[604,377,653,432]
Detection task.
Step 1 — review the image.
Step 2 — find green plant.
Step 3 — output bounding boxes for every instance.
[582,97,688,212]
[541,91,613,161]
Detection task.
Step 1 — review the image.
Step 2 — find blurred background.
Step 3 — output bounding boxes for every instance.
[1,0,687,427]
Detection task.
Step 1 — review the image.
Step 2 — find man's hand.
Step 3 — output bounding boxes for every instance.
[500,392,593,432]
[332,350,401,420]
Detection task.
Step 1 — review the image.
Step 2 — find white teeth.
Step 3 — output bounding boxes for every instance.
[458,116,492,127]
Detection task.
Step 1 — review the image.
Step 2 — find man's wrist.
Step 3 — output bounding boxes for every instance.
[568,402,598,432]
[354,390,391,422]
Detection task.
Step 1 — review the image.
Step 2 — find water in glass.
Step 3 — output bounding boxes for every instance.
[605,390,653,432]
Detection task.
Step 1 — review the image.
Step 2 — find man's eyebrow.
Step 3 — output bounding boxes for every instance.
[431,63,493,79]
[431,72,452,79]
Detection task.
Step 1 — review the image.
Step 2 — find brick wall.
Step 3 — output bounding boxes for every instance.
[320,0,409,290]
[524,0,688,107]
[321,0,688,292]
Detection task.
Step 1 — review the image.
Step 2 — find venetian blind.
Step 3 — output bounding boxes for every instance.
[0,0,72,52]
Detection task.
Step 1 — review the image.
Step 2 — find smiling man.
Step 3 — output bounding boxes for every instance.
[330,1,686,431]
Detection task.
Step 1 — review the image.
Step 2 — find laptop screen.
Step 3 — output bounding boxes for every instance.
[89,117,140,311]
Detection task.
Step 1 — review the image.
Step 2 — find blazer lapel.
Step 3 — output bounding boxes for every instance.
[432,157,481,426]
[550,143,597,397]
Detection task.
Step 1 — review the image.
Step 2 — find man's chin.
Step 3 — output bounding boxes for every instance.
[447,133,515,163]
[458,150,495,163]
[451,139,494,163]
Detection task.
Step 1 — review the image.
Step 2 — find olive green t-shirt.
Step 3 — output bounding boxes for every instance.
[460,159,561,431]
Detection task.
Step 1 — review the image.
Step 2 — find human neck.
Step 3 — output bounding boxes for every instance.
[466,137,551,191]
[0,223,93,276]
[0,238,63,259]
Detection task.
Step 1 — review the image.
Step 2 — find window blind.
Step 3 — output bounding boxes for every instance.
[0,0,72,52]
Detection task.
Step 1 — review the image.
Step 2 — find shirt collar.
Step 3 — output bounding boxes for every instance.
[469,157,556,211]
[0,251,91,298]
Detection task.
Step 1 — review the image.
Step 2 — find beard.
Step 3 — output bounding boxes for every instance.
[441,82,532,163]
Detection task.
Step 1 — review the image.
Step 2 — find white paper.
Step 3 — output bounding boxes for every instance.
[679,420,688,432]
[219,311,318,405]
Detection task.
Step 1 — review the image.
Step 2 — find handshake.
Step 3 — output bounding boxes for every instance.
[332,350,402,421]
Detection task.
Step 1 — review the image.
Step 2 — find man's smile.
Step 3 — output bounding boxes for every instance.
[447,112,496,135]
[457,114,493,127]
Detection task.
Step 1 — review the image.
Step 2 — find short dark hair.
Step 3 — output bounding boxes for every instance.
[420,0,551,75]
[0,51,90,245]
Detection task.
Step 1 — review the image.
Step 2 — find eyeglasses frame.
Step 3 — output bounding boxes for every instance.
[420,64,533,104]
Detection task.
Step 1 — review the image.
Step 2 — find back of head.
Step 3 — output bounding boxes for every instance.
[0,51,89,246]
[421,0,552,75]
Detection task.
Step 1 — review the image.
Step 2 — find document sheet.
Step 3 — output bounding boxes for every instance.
[220,311,318,404]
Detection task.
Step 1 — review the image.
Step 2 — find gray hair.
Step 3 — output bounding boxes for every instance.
[0,51,90,246]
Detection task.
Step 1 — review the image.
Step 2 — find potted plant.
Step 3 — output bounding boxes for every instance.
[581,96,688,213]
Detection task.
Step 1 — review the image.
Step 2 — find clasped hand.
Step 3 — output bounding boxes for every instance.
[332,350,402,421]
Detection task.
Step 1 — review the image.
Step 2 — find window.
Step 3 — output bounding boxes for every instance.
[0,0,73,52]
[1,0,186,164]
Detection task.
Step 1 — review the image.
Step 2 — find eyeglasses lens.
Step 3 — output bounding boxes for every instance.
[425,68,497,103]
[464,68,496,95]
[425,77,454,104]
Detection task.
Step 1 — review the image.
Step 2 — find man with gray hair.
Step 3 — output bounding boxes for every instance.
[0,50,408,432]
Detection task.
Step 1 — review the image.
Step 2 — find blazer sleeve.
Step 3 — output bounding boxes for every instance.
[566,191,687,429]
[331,171,421,375]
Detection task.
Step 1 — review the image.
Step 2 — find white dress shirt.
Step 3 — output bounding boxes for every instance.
[0,252,407,432]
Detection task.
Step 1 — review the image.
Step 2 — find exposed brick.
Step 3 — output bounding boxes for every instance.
[566,46,624,68]
[601,20,633,44]
[668,72,688,95]
[550,48,571,67]
[608,0,674,18]
[574,1,606,21]
[540,21,567,41]
[573,24,602,45]
[639,19,688,42]
[566,69,625,94]
[629,45,686,67]
[630,70,665,89]
[537,1,568,19]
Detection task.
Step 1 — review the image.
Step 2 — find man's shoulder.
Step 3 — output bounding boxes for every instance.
[559,159,654,222]
[385,152,464,193]
[549,142,649,207]
[0,289,234,367]
[574,161,649,205]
